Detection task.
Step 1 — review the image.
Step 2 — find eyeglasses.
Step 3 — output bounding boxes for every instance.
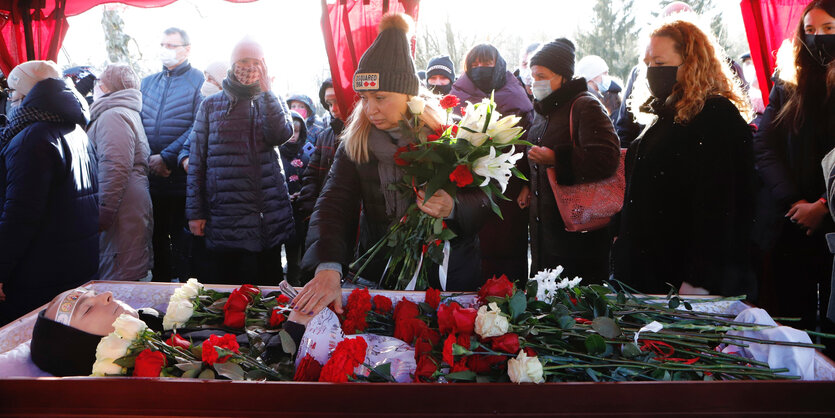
[160,43,188,49]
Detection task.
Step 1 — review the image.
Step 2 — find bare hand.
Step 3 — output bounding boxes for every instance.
[416,189,454,218]
[258,59,271,93]
[517,185,531,209]
[292,269,343,315]
[149,155,171,177]
[188,219,206,236]
[527,146,556,165]
[787,199,828,236]
[182,157,189,173]
[679,281,709,295]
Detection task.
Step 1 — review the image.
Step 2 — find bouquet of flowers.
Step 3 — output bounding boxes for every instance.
[351,94,529,290]
[92,313,296,380]
[162,280,292,331]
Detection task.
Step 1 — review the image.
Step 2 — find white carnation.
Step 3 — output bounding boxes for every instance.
[507,350,544,384]
[112,314,147,340]
[474,302,510,338]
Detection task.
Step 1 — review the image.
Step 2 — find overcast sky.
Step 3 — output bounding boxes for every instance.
[60,0,747,100]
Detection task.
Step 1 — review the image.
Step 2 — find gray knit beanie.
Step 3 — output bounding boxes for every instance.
[353,13,419,96]
[530,38,576,79]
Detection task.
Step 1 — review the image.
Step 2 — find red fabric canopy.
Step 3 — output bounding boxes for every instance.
[320,0,419,118]
[0,0,257,76]
[740,0,812,105]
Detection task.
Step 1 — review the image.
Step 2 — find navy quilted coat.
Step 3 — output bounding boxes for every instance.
[0,78,99,324]
[186,89,295,252]
[140,62,204,196]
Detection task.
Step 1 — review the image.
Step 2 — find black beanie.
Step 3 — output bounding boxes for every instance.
[353,13,419,96]
[30,310,102,376]
[530,38,576,79]
[319,78,334,110]
[426,55,455,83]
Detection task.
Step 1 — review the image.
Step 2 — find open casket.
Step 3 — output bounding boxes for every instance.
[1,280,835,417]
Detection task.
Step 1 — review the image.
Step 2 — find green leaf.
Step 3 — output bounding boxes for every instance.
[557,315,576,330]
[621,343,642,358]
[616,292,627,304]
[279,329,296,355]
[181,368,201,379]
[446,370,477,381]
[509,291,527,320]
[433,217,444,235]
[244,370,270,381]
[592,317,622,339]
[198,368,216,379]
[214,362,245,381]
[584,334,606,355]
[452,343,471,356]
[113,355,137,369]
[668,297,681,309]
[683,301,693,310]
[174,361,203,372]
[526,280,538,300]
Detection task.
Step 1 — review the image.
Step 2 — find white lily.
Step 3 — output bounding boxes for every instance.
[472,146,524,193]
[487,114,523,144]
[456,100,500,146]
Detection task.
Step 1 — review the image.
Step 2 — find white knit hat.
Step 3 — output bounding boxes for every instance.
[204,61,229,84]
[8,60,61,100]
[575,55,608,81]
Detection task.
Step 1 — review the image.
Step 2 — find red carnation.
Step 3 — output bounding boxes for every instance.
[449,164,474,188]
[395,317,428,345]
[294,354,323,381]
[133,349,166,377]
[202,334,240,366]
[467,354,506,373]
[372,295,393,314]
[440,94,460,110]
[165,334,191,350]
[414,355,438,381]
[414,328,440,358]
[424,288,441,310]
[490,333,521,354]
[451,360,469,373]
[276,294,291,305]
[442,334,456,366]
[269,310,287,328]
[478,274,515,304]
[223,309,246,328]
[319,337,368,383]
[342,288,373,334]
[393,299,420,322]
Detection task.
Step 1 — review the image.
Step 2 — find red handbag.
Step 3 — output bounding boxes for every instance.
[546,98,626,232]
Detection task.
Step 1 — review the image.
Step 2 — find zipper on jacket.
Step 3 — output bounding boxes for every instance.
[153,72,172,147]
[250,98,267,249]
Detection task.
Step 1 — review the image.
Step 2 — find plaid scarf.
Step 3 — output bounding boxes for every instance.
[0,105,71,149]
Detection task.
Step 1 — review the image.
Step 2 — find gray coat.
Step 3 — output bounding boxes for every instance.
[88,88,153,280]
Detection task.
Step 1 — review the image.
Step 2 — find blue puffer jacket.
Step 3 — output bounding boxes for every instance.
[140,62,204,196]
[186,89,295,252]
[0,78,99,324]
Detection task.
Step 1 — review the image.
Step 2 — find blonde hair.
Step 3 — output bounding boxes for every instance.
[343,89,444,164]
[630,19,751,125]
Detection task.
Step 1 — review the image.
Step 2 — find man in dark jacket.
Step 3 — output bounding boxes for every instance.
[0,61,98,325]
[140,27,204,282]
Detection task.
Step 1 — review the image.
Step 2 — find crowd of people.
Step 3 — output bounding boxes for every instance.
[0,0,834,354]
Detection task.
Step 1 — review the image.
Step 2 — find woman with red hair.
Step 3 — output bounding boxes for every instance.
[613,19,756,298]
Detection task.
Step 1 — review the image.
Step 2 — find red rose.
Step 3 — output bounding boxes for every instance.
[133,349,166,377]
[477,274,515,303]
[451,360,469,373]
[419,328,441,346]
[372,295,393,314]
[202,334,240,366]
[450,125,459,137]
[395,317,428,345]
[223,309,246,328]
[414,328,440,359]
[457,333,471,350]
[439,94,460,110]
[269,310,287,328]
[449,164,473,188]
[165,334,191,350]
[466,354,506,373]
[238,284,260,299]
[424,288,441,310]
[414,355,438,381]
[276,294,291,305]
[442,334,456,366]
[394,145,414,166]
[438,302,477,335]
[437,302,456,334]
[293,354,323,381]
[524,347,538,357]
[224,289,251,312]
[490,333,520,354]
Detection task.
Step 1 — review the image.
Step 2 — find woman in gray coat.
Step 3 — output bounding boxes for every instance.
[87,64,153,281]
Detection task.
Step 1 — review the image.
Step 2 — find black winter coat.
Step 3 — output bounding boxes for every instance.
[301,129,493,291]
[613,96,756,296]
[185,89,295,252]
[528,78,620,281]
[297,117,343,219]
[0,78,99,324]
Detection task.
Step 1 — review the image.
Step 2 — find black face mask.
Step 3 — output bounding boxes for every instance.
[646,66,679,101]
[428,82,452,96]
[803,34,835,66]
[469,66,495,94]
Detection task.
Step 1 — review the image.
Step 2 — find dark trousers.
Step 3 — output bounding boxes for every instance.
[207,245,284,286]
[151,194,187,282]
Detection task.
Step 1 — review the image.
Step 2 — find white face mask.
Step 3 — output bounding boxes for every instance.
[200,81,221,97]
[160,47,179,67]
[531,79,553,101]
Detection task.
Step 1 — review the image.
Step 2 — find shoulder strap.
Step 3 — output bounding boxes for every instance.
[568,94,583,146]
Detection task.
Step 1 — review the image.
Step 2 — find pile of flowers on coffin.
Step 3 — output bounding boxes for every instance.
[92,271,825,382]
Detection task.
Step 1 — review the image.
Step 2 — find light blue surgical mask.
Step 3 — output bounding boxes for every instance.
[531,79,553,101]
